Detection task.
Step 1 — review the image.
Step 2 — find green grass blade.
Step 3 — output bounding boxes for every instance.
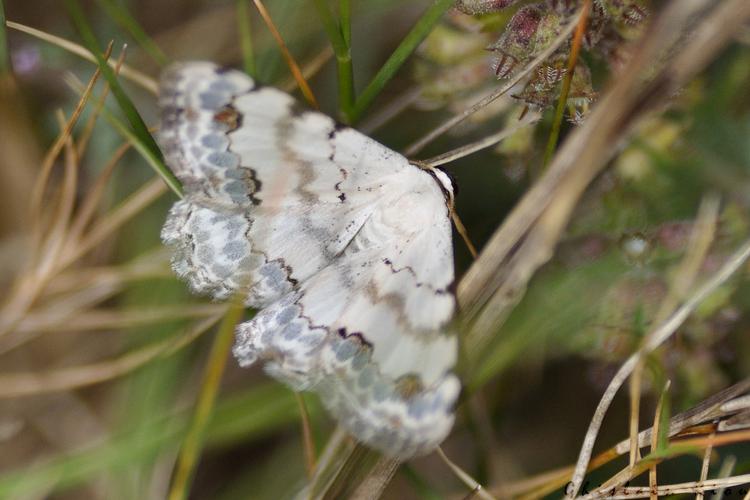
[0,0,10,75]
[312,0,354,121]
[655,382,672,452]
[237,0,257,77]
[349,0,453,122]
[64,0,164,174]
[168,302,246,500]
[97,0,169,66]
[101,100,182,197]
[542,1,589,167]
[339,0,351,47]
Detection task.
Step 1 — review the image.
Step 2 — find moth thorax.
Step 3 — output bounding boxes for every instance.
[381,191,435,233]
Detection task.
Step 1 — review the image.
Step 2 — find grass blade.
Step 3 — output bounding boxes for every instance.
[312,0,354,120]
[253,0,319,109]
[339,0,351,47]
[350,0,453,122]
[237,0,257,77]
[102,103,182,197]
[168,301,246,500]
[0,0,10,74]
[97,0,169,66]
[541,0,591,167]
[64,0,164,172]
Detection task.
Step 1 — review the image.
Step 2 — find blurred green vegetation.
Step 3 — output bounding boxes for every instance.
[0,1,748,499]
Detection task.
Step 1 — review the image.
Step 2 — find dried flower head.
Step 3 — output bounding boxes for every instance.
[597,0,648,26]
[488,5,565,78]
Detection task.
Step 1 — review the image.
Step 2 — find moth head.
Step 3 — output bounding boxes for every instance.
[431,167,456,208]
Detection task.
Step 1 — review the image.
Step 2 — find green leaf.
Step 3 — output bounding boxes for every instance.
[237,0,257,77]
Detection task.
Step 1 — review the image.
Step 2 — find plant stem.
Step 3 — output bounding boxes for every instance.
[253,0,319,108]
[340,0,351,46]
[350,0,453,123]
[0,0,10,75]
[312,0,355,121]
[237,0,256,77]
[542,0,591,168]
[168,302,246,500]
[64,0,164,172]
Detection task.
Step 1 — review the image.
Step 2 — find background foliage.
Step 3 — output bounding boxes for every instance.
[0,1,748,499]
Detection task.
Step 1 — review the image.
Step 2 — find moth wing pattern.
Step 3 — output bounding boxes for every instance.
[158,62,460,458]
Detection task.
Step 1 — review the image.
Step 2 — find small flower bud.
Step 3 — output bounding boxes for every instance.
[488,5,564,78]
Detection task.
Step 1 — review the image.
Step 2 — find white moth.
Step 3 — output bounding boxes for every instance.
[158,62,460,458]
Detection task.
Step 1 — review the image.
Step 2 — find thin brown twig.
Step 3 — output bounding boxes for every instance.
[59,178,167,269]
[295,393,317,478]
[76,44,129,158]
[583,474,750,500]
[280,44,334,94]
[498,380,750,499]
[252,0,319,109]
[418,112,540,168]
[581,430,750,500]
[64,142,131,248]
[437,447,496,500]
[14,304,223,335]
[29,42,112,235]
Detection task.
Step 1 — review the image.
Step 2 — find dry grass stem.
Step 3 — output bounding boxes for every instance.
[359,86,422,134]
[419,112,540,168]
[6,20,158,93]
[29,42,111,231]
[295,393,317,478]
[65,142,131,247]
[582,474,750,500]
[252,0,319,109]
[437,447,496,500]
[648,381,670,500]
[76,45,130,158]
[0,314,221,398]
[61,178,168,268]
[568,236,750,497]
[612,378,750,454]
[349,457,401,500]
[714,456,738,500]
[280,45,334,93]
